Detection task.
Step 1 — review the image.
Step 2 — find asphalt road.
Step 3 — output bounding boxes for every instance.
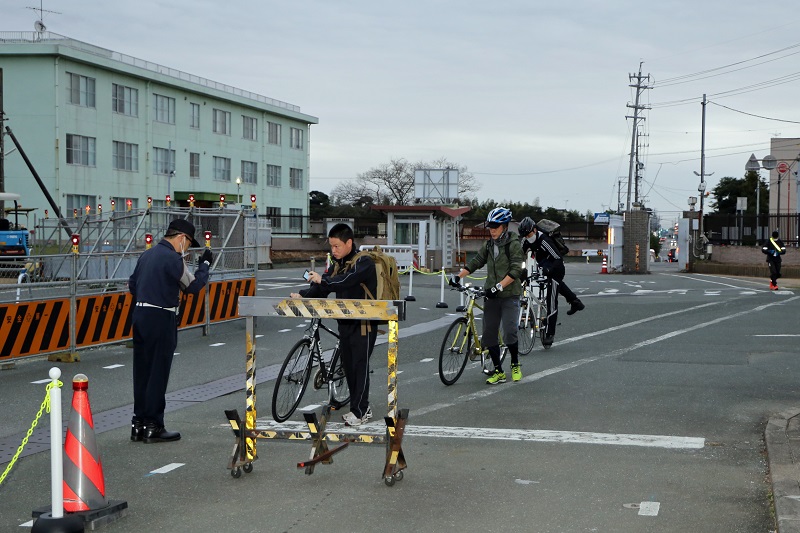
[1,261,797,532]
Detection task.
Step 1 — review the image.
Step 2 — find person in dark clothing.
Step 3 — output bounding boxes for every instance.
[517,217,584,346]
[451,207,525,384]
[291,223,378,426]
[762,229,787,290]
[128,219,211,443]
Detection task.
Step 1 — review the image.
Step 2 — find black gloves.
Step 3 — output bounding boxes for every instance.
[487,283,503,298]
[199,248,213,266]
[541,267,551,277]
[448,274,461,288]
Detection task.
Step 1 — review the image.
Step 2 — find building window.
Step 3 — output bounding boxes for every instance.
[266,164,281,187]
[213,109,231,135]
[112,84,138,116]
[266,207,281,229]
[290,208,302,230]
[242,116,257,141]
[268,122,281,145]
[213,156,231,181]
[66,194,98,216]
[153,147,175,175]
[153,94,176,124]
[112,141,138,171]
[65,134,96,166]
[189,152,200,178]
[290,127,303,149]
[67,73,95,108]
[241,161,258,184]
[190,103,200,129]
[290,168,303,189]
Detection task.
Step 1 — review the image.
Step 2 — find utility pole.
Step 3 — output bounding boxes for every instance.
[625,63,651,212]
[1,67,5,217]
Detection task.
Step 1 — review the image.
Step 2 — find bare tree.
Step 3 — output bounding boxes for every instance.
[330,157,481,206]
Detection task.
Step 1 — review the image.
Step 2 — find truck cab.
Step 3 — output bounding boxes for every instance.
[0,192,31,256]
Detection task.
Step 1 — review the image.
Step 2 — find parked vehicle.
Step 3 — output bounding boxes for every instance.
[0,193,30,257]
[667,248,677,262]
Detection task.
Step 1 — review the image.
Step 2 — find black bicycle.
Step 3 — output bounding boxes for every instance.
[271,318,349,423]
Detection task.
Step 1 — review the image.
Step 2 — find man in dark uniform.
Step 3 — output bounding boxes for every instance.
[518,217,584,347]
[762,229,787,290]
[291,223,377,426]
[128,219,211,443]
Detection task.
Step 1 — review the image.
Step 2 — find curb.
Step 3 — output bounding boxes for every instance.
[766,409,800,533]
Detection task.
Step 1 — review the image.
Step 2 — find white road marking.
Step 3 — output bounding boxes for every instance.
[103,364,124,369]
[174,353,180,356]
[638,501,661,516]
[754,334,800,337]
[300,404,321,411]
[420,307,430,310]
[209,342,225,347]
[515,479,540,485]
[256,334,264,338]
[600,289,619,294]
[149,463,185,474]
[704,290,721,296]
[19,520,33,527]
[31,379,50,384]
[251,420,703,449]
[278,329,292,333]
[420,358,434,363]
[296,324,306,328]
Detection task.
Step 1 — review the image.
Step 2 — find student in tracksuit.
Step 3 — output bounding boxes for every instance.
[128,219,211,443]
[292,223,378,426]
[762,229,787,290]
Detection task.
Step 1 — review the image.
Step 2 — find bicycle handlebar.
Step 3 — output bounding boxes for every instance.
[449,284,487,298]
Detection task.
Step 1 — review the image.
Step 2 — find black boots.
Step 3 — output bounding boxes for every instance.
[567,299,585,316]
[131,420,144,442]
[143,424,181,443]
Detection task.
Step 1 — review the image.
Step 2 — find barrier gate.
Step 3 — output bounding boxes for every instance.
[226,296,408,486]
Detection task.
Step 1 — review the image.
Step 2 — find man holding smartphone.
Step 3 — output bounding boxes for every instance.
[291,223,378,426]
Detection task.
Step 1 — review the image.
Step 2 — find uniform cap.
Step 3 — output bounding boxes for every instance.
[168,219,201,247]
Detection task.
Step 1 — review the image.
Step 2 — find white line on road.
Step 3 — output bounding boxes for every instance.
[148,463,185,475]
[30,379,50,384]
[753,334,800,337]
[638,501,661,516]
[420,358,434,363]
[209,342,225,347]
[103,364,124,369]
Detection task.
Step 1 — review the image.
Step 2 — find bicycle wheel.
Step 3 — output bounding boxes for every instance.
[328,347,350,407]
[535,300,550,349]
[439,317,471,385]
[517,297,535,355]
[272,339,314,422]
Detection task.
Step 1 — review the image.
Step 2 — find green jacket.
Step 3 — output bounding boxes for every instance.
[465,231,524,297]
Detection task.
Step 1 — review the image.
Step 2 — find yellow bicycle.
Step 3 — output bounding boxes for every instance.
[438,284,507,385]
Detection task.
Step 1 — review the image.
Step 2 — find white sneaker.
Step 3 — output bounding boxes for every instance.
[343,407,372,427]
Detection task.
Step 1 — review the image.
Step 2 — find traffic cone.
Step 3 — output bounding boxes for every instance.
[600,256,608,274]
[63,374,107,512]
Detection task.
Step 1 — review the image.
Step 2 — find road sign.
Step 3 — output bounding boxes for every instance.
[777,161,790,174]
[594,213,610,225]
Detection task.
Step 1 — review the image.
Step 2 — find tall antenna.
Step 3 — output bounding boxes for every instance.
[27,1,61,33]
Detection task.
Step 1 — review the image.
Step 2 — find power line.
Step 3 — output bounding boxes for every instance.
[710,101,800,124]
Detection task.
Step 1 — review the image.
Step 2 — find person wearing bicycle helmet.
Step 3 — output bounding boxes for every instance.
[450,207,525,384]
[519,217,584,347]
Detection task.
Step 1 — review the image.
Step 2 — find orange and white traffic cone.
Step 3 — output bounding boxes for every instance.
[600,256,608,274]
[63,374,108,513]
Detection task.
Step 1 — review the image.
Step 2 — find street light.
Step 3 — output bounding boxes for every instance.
[745,154,776,241]
[235,176,242,204]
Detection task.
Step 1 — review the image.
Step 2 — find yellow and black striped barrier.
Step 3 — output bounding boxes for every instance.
[228,296,407,486]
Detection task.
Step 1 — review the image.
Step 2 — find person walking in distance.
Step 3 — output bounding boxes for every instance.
[517,217,584,347]
[762,229,786,290]
[128,219,211,443]
[291,223,378,426]
[450,207,525,384]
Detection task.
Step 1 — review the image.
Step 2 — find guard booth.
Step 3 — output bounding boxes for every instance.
[226,296,408,486]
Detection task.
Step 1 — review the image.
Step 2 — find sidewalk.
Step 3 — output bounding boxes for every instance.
[767,410,800,533]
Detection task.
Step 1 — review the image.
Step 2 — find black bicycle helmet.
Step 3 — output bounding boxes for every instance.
[518,216,536,236]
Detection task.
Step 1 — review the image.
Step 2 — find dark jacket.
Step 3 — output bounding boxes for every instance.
[129,239,209,307]
[464,231,523,297]
[762,237,786,261]
[523,232,563,270]
[299,246,377,330]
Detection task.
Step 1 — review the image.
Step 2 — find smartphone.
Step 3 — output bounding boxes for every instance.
[303,270,311,281]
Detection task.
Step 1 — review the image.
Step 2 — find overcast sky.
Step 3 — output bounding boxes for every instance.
[5,1,799,224]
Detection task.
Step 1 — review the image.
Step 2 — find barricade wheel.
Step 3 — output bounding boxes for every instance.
[384,475,396,487]
[393,470,404,481]
[243,462,253,474]
[231,467,242,478]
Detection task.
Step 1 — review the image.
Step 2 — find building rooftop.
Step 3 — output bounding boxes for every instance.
[0,31,304,114]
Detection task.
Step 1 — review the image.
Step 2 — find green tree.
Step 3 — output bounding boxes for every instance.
[709,170,768,215]
[308,190,330,218]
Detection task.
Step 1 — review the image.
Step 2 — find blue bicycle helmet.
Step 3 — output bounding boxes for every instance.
[518,216,536,236]
[486,207,512,225]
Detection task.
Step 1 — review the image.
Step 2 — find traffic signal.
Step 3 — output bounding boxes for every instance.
[166,194,171,207]
[85,204,91,215]
[145,233,153,249]
[110,199,116,212]
[73,208,78,218]
[250,194,257,209]
[204,231,212,248]
[71,234,80,254]
[188,194,195,208]
[126,199,132,211]
[98,204,102,215]
[147,196,152,209]
[219,194,225,208]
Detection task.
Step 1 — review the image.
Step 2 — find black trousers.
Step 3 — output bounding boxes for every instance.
[543,261,579,337]
[132,307,177,427]
[338,322,378,419]
[768,259,782,284]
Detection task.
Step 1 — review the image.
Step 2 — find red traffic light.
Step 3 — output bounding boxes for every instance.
[166,194,171,202]
[204,231,212,241]
[110,199,116,207]
[219,194,226,202]
[189,194,195,202]
[250,194,256,202]
[71,234,80,246]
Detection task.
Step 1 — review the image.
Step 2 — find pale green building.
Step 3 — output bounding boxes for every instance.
[0,31,318,231]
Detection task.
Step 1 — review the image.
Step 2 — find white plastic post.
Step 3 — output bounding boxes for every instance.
[404,266,416,301]
[48,367,63,519]
[436,268,448,308]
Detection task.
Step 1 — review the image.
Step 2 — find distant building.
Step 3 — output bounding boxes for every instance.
[768,138,799,240]
[0,32,318,232]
